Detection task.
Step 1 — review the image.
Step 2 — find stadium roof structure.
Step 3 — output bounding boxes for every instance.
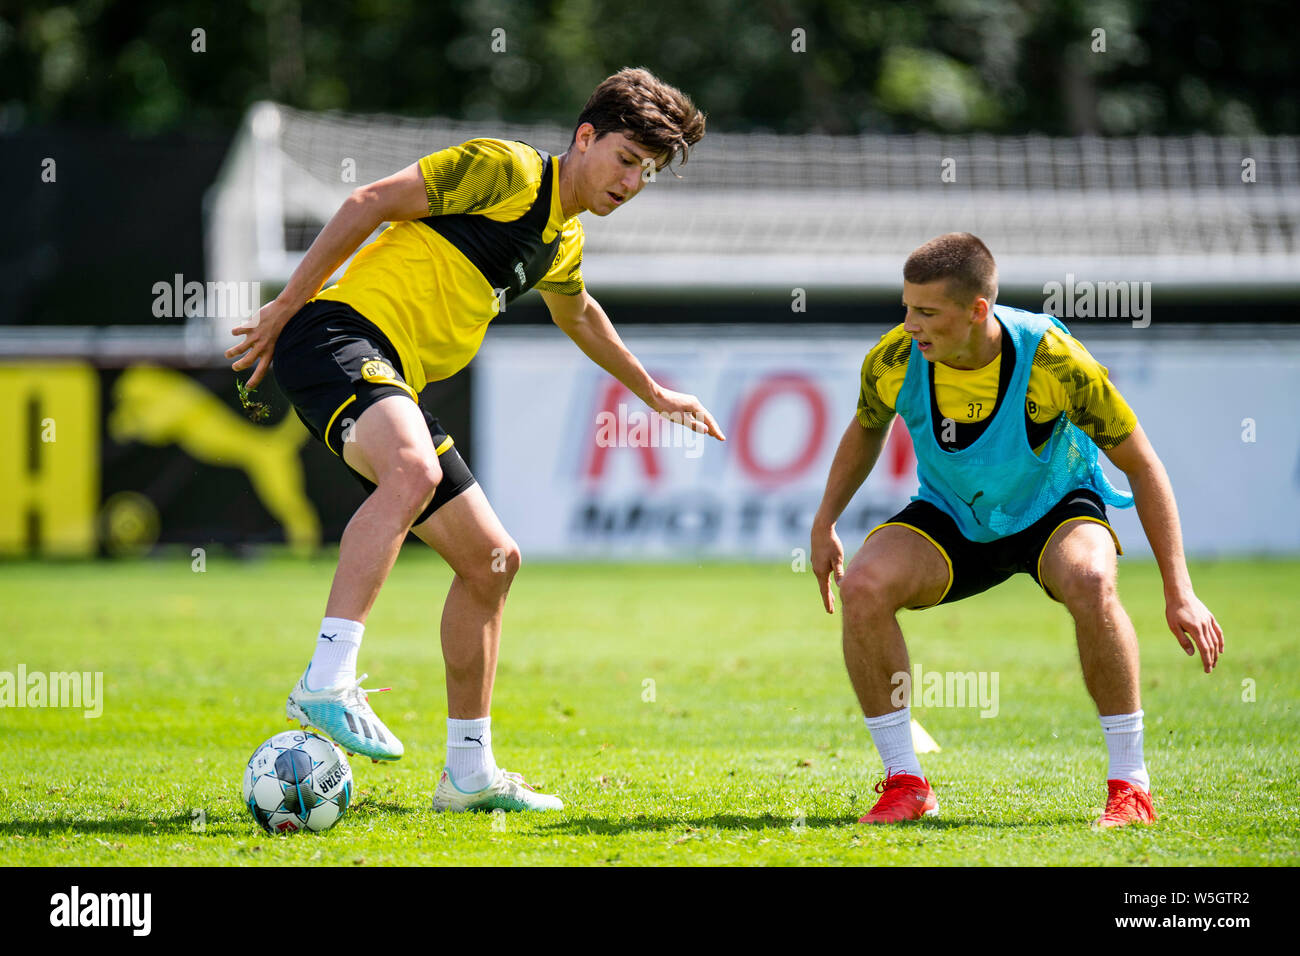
[204,102,1300,328]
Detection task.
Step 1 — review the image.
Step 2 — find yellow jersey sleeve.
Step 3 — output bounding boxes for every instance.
[417,139,542,220]
[1029,327,1137,449]
[856,324,911,429]
[535,217,585,295]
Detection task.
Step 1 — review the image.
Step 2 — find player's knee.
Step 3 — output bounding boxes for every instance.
[493,539,522,584]
[839,566,905,618]
[387,457,442,518]
[1056,562,1116,612]
[465,538,521,604]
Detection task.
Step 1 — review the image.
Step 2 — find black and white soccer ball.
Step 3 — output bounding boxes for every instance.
[242,730,353,834]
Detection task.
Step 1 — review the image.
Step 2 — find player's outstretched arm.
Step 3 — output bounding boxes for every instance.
[227,162,430,389]
[1105,423,1224,673]
[811,418,891,614]
[541,289,724,441]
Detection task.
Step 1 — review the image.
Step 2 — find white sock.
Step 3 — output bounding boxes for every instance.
[1100,709,1150,792]
[446,717,498,792]
[865,707,924,779]
[305,617,364,691]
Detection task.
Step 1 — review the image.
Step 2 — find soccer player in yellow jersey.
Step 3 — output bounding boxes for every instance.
[226,68,723,812]
[811,233,1223,828]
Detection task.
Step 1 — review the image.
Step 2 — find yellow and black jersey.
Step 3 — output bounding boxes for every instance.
[856,322,1137,452]
[313,138,585,393]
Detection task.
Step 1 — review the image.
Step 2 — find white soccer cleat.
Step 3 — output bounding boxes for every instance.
[431,767,564,812]
[285,667,404,762]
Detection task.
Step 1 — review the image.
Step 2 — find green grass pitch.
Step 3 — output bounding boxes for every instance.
[1,552,1296,866]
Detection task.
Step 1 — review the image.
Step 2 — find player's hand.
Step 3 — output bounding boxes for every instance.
[1165,590,1223,674]
[227,298,296,390]
[651,388,726,441]
[811,523,845,614]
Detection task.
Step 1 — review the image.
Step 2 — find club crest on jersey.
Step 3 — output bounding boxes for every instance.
[361,359,398,384]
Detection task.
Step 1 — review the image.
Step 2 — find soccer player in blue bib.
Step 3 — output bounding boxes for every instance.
[811,233,1223,828]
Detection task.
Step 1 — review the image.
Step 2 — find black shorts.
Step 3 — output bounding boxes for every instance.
[868,489,1121,607]
[272,298,476,525]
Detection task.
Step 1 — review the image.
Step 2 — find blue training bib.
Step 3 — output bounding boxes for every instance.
[895,304,1133,543]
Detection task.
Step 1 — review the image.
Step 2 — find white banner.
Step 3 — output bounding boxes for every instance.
[473,329,1300,559]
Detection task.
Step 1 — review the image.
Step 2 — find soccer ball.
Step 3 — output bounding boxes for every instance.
[242,730,353,834]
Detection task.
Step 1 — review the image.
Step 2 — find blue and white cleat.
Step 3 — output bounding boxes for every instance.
[285,668,404,762]
[432,767,564,812]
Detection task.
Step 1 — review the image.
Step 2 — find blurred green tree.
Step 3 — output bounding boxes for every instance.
[1,0,1294,134]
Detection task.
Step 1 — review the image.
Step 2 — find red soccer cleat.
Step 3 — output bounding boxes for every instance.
[1095,779,1157,829]
[858,771,938,823]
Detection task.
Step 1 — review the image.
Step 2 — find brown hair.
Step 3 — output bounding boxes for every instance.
[572,67,706,172]
[903,233,998,305]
